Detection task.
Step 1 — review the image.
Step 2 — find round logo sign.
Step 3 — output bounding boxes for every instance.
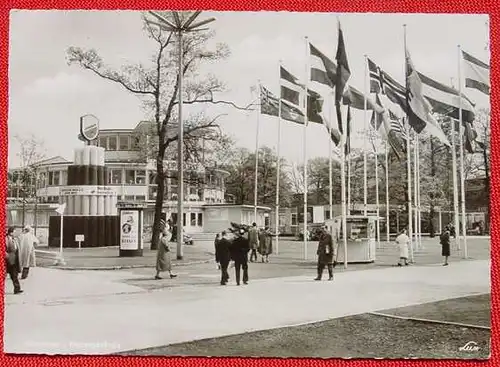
[80,114,99,142]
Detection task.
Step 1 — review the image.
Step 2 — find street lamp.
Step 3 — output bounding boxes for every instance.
[147,11,216,260]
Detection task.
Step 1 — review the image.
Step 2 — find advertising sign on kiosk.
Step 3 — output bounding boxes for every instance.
[118,202,146,257]
[326,215,378,264]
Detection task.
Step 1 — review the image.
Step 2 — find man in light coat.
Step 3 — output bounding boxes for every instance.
[18,225,38,279]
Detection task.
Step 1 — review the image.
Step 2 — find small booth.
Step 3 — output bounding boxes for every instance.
[326,215,378,263]
[117,202,146,257]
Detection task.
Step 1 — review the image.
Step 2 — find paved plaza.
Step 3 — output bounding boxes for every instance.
[3,237,490,356]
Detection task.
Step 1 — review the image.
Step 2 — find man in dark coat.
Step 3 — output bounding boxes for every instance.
[229,228,250,285]
[215,231,231,285]
[314,226,335,281]
[440,226,451,266]
[5,227,22,294]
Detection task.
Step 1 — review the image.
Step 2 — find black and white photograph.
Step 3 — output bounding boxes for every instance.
[4,10,491,358]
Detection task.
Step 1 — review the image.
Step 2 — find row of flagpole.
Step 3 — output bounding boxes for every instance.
[251,21,487,264]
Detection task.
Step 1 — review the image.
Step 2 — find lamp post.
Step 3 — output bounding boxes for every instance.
[147,11,216,260]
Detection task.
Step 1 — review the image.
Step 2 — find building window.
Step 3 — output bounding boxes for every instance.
[183,213,186,227]
[197,213,203,227]
[48,171,60,186]
[98,137,107,149]
[125,195,135,201]
[119,136,130,151]
[108,136,117,151]
[291,213,297,226]
[109,169,122,184]
[136,195,146,201]
[125,170,135,184]
[190,212,196,226]
[135,170,146,185]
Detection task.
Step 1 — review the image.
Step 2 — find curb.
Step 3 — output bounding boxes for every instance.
[49,259,213,271]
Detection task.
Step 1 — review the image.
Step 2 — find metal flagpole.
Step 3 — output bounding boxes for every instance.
[341,124,348,269]
[417,135,423,249]
[275,63,283,255]
[253,81,261,224]
[450,117,460,251]
[385,140,390,244]
[406,125,414,263]
[363,56,368,216]
[374,147,380,249]
[347,150,351,215]
[329,91,333,222]
[458,44,468,258]
[303,36,309,260]
[413,132,418,250]
[404,25,414,263]
[176,29,184,260]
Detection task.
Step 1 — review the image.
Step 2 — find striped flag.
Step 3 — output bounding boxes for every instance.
[372,94,405,160]
[406,48,450,146]
[417,72,475,123]
[280,66,306,124]
[462,50,490,95]
[260,85,279,117]
[310,43,336,88]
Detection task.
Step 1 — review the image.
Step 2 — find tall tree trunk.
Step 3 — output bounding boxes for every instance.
[151,154,166,250]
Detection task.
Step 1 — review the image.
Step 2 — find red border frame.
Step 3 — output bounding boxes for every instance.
[1,1,497,366]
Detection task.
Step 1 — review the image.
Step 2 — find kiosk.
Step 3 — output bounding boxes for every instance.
[326,215,378,263]
[117,202,146,257]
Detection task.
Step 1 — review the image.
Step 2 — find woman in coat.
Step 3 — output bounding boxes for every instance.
[18,225,38,279]
[5,227,22,294]
[440,226,451,266]
[395,228,410,266]
[155,225,177,280]
[258,228,273,263]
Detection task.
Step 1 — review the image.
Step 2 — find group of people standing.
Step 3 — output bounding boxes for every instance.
[214,223,274,286]
[395,226,452,267]
[5,225,39,294]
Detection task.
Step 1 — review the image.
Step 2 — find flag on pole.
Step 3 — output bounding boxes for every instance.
[372,94,405,160]
[367,58,407,113]
[280,66,306,124]
[335,21,351,135]
[260,85,279,117]
[462,50,490,95]
[310,43,336,88]
[345,105,352,156]
[417,72,475,123]
[463,121,478,154]
[405,49,451,146]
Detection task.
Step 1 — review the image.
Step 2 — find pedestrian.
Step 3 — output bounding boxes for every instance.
[155,224,178,279]
[258,227,272,263]
[18,225,38,279]
[230,228,250,285]
[395,228,410,266]
[215,231,231,285]
[314,226,335,281]
[248,222,259,262]
[440,226,451,266]
[5,227,22,294]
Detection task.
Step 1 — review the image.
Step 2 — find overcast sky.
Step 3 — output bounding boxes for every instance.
[8,10,489,168]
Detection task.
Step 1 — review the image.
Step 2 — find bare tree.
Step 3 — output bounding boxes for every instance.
[11,134,46,229]
[67,13,250,251]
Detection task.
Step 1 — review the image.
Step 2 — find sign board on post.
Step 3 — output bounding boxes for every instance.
[119,207,144,257]
[80,114,99,142]
[75,234,85,249]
